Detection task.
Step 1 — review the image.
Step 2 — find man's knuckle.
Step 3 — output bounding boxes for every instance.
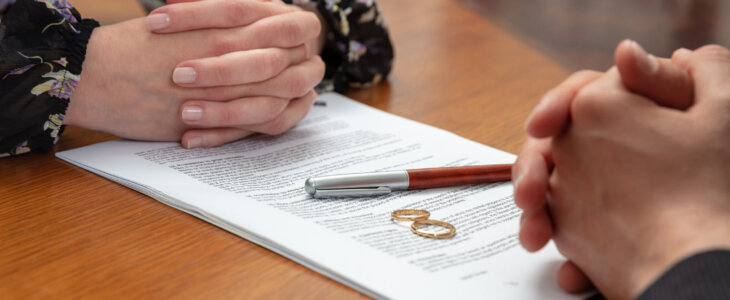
[715,90,730,113]
[697,44,730,60]
[573,69,598,79]
[571,85,604,120]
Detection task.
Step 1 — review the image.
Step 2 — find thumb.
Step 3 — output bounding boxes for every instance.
[683,45,730,103]
[615,40,694,110]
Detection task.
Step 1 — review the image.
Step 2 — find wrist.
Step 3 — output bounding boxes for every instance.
[63,19,103,126]
[628,207,730,297]
[65,23,112,129]
[65,27,100,127]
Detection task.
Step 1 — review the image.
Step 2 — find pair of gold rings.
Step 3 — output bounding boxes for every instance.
[391,209,456,239]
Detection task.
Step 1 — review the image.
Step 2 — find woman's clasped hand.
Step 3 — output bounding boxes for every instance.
[65,0,325,149]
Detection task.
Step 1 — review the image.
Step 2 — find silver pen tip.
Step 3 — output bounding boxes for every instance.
[304,178,316,196]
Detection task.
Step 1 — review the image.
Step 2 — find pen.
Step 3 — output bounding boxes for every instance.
[304,164,512,198]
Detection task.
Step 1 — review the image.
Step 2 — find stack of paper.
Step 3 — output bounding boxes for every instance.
[57,93,584,299]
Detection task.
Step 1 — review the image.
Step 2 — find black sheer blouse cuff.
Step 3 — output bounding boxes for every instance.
[307,0,394,93]
[0,0,99,156]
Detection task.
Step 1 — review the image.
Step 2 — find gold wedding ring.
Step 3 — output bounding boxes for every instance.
[411,219,456,239]
[391,209,430,221]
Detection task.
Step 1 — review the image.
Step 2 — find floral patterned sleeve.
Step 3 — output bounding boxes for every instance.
[140,0,394,93]
[0,0,99,157]
[295,0,394,93]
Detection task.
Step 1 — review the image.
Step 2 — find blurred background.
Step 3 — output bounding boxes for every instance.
[72,0,730,71]
[459,0,730,70]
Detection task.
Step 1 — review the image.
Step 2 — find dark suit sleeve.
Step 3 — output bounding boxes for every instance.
[637,250,730,300]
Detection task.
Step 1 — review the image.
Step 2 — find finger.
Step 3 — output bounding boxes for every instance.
[614,40,694,110]
[245,89,317,135]
[557,260,594,293]
[197,55,325,100]
[239,11,321,52]
[148,0,295,33]
[526,70,602,138]
[180,96,289,127]
[513,137,552,211]
[193,10,320,57]
[518,205,553,252]
[165,0,280,5]
[173,46,310,87]
[683,45,730,108]
[670,47,693,70]
[181,128,254,149]
[565,67,663,128]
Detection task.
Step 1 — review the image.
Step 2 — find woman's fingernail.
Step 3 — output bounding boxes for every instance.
[146,13,170,31]
[630,40,658,74]
[182,106,203,121]
[173,67,197,84]
[186,137,203,149]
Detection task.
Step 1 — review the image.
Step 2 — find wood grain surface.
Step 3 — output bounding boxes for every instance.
[2,0,568,298]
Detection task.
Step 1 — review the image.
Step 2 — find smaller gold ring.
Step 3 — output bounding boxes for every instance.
[391,209,430,221]
[411,219,456,239]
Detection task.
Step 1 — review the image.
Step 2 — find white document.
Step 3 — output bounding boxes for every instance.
[57,93,585,299]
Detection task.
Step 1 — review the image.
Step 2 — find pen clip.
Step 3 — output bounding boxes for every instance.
[312,186,392,198]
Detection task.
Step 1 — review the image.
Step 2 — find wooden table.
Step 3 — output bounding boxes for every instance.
[8,0,716,298]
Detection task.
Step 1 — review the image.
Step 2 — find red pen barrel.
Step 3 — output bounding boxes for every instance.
[406,164,512,190]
